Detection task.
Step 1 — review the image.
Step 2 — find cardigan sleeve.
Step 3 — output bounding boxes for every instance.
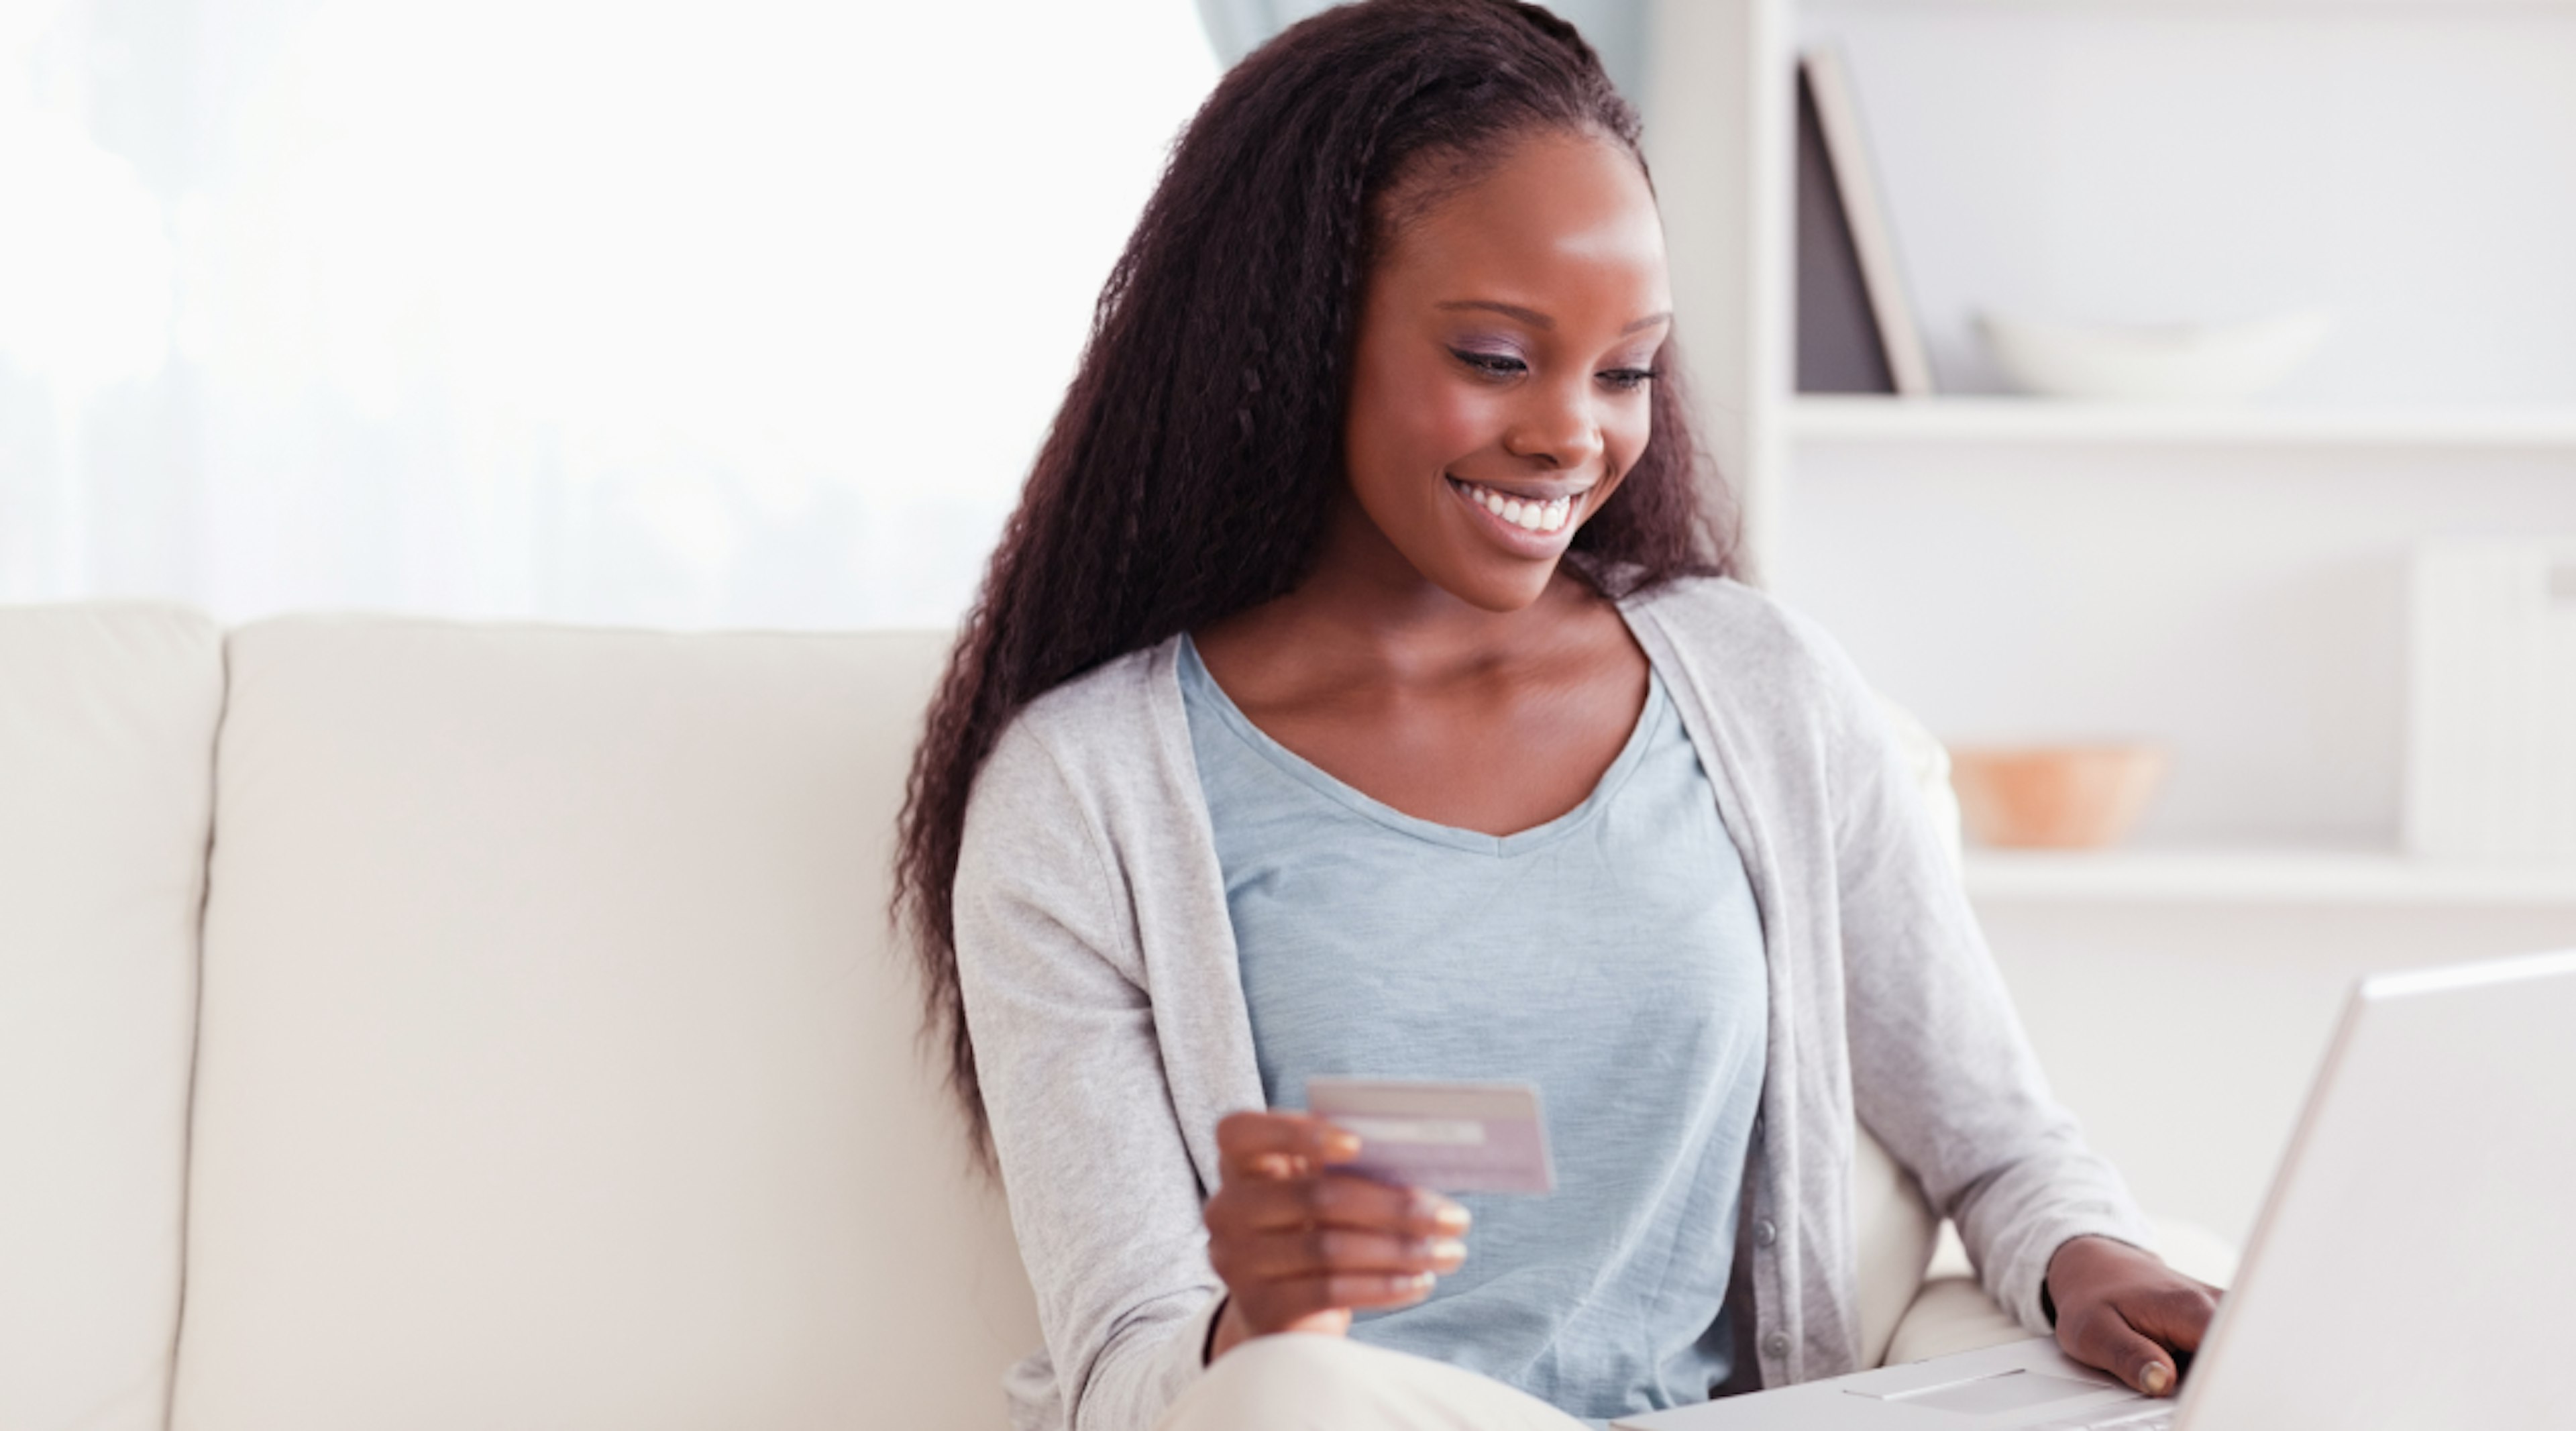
[1810,631,2156,1335]
[953,719,1226,1431]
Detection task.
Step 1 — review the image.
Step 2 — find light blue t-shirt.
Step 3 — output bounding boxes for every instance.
[1177,636,1768,1423]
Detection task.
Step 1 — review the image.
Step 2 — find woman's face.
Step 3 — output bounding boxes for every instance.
[1340,128,1671,613]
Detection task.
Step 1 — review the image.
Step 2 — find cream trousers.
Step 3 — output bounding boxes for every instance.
[1151,1332,1593,1431]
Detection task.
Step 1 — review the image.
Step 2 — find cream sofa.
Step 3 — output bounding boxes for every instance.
[0,603,2216,1431]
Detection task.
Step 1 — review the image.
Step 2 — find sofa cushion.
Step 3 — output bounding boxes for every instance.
[0,602,221,1431]
[172,618,1039,1431]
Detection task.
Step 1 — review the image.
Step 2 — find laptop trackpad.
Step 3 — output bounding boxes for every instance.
[1852,1369,2116,1416]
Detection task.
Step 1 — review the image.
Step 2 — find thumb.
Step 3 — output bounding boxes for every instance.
[2070,1308,2178,1397]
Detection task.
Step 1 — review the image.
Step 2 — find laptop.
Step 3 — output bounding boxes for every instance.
[1615,946,2576,1431]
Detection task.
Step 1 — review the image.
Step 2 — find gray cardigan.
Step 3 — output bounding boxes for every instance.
[951,576,2150,1431]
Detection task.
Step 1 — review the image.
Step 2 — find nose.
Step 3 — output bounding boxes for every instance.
[1501,375,1606,473]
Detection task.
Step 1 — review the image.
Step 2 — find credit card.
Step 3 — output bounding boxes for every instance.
[1305,1077,1555,1195]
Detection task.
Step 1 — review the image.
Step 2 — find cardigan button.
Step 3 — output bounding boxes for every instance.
[1764,1332,1790,1360]
[1754,1218,1778,1248]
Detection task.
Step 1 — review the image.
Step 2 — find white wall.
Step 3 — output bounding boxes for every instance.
[1976,896,2576,1245]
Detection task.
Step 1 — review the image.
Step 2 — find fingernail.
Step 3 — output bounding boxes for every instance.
[1326,1130,1360,1159]
[1407,1271,1437,1291]
[1428,1238,1468,1268]
[1431,1202,1471,1233]
[2141,1363,2171,1396]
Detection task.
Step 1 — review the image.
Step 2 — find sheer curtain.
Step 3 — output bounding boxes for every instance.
[1,0,1216,629]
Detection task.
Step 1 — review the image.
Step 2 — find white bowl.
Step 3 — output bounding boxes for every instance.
[1977,309,2332,401]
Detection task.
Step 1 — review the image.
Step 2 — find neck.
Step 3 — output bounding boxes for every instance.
[1219,488,1595,686]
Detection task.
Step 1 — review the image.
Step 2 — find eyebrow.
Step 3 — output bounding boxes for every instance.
[1435,300,1672,335]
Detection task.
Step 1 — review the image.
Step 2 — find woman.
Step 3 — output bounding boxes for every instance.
[896,3,2218,1427]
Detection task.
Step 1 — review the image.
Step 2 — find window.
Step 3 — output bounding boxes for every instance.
[0,0,1218,628]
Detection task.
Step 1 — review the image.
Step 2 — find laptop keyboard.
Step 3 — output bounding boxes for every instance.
[2027,1406,2175,1431]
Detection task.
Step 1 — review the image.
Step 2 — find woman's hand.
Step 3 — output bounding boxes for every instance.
[1201,1110,1472,1362]
[2045,1236,2224,1397]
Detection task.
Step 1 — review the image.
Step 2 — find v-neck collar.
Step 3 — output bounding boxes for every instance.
[1175,631,1670,858]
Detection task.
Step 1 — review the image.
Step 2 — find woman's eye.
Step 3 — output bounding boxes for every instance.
[1600,367,1660,392]
[1450,349,1527,378]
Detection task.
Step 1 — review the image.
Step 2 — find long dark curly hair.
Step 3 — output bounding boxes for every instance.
[896,0,1739,1162]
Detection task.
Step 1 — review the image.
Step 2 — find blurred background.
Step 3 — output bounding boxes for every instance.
[9,0,2576,1252]
[1,0,1217,628]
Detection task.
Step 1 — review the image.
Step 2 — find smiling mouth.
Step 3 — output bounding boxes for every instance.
[1446,475,1589,535]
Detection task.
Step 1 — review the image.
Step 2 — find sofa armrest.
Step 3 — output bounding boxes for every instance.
[1883,1276,2027,1365]
[1851,1125,1939,1368]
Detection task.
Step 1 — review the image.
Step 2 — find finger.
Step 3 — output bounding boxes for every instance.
[2065,1306,2180,1397]
[1216,1110,1358,1181]
[1238,1270,1437,1329]
[2121,1282,2223,1356]
[1210,1225,1469,1284]
[1210,1172,1470,1238]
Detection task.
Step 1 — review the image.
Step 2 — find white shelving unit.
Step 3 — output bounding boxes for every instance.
[1790,397,2576,452]
[1643,0,2576,906]
[1964,847,2576,906]
[1640,0,2576,1256]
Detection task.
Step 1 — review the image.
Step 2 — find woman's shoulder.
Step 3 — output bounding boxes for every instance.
[1012,639,1174,741]
[1619,572,1872,706]
[968,637,1182,813]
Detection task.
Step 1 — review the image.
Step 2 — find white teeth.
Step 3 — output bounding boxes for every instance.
[1458,479,1580,536]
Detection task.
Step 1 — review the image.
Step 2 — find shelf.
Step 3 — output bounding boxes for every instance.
[1802,0,2576,15]
[1964,846,2576,906]
[1789,396,2576,451]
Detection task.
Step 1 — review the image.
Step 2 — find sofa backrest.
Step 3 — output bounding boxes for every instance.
[4,603,1947,1431]
[0,604,220,1431]
[170,617,1039,1431]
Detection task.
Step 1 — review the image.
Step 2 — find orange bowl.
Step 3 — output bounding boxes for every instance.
[1947,744,2168,849]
